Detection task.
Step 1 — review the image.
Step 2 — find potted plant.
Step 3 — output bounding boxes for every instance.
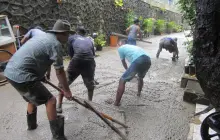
[94,33,106,51]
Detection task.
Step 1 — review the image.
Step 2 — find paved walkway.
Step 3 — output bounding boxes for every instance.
[0,32,195,140]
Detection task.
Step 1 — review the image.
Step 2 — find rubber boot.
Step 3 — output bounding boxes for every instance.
[27,107,38,130]
[49,115,67,140]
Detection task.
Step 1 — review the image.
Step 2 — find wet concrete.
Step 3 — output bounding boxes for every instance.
[0,32,195,140]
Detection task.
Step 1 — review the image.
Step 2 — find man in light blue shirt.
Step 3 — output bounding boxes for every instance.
[114,40,151,106]
[21,26,46,45]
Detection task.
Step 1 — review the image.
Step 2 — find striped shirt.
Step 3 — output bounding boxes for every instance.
[4,33,63,83]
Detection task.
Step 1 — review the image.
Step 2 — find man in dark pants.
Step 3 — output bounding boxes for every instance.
[4,20,74,140]
[57,26,96,113]
[114,39,151,106]
[156,37,179,61]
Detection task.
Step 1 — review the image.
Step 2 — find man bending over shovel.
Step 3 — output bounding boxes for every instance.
[114,39,151,106]
[57,26,96,113]
[4,19,74,140]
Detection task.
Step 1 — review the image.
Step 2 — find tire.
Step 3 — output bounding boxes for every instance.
[200,112,220,140]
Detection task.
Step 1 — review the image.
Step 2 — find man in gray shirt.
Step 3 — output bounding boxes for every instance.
[4,19,74,140]
[156,37,179,61]
[20,26,51,80]
[21,26,46,45]
[57,26,96,113]
[126,19,142,45]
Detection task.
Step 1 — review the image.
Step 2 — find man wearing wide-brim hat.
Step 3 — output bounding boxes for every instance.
[4,19,75,140]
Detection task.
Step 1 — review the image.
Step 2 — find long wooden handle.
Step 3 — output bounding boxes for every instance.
[44,79,128,128]
[110,32,152,44]
[84,101,127,140]
[100,113,128,128]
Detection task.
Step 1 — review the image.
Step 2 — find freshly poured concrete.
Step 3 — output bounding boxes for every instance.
[0,32,195,140]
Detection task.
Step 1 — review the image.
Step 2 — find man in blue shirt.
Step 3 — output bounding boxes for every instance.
[156,37,179,61]
[114,40,151,106]
[20,26,51,80]
[21,26,46,45]
[57,26,96,113]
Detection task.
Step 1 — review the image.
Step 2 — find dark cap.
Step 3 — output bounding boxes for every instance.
[76,26,86,34]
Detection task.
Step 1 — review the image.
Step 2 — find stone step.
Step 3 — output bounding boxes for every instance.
[183,80,210,105]
[181,74,198,88]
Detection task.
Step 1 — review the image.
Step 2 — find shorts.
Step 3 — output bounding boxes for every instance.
[66,59,95,89]
[121,55,151,82]
[127,37,136,45]
[7,79,53,106]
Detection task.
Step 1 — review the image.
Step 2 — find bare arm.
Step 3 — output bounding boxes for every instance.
[55,68,70,92]
[21,30,32,45]
[121,59,128,70]
[173,43,179,58]
[20,37,29,45]
[125,26,131,35]
[137,26,142,40]
[156,44,163,58]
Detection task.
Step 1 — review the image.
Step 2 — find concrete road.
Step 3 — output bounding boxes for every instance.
[0,32,195,140]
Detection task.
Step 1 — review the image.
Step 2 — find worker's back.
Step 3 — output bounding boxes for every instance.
[68,35,94,60]
[118,44,149,63]
[128,24,139,39]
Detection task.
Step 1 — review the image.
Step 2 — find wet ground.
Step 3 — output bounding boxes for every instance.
[0,32,195,140]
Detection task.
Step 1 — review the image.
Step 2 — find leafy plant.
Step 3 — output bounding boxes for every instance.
[177,0,195,28]
[178,0,195,55]
[174,24,183,32]
[125,10,136,28]
[167,21,176,32]
[94,33,106,47]
[115,0,123,7]
[155,19,166,34]
[184,40,193,54]
[142,18,155,33]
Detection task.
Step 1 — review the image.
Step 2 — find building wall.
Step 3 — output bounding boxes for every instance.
[0,0,182,34]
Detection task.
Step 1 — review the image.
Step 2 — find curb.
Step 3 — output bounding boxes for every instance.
[188,104,215,140]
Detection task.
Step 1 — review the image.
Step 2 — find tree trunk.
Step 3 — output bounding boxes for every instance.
[194,0,220,107]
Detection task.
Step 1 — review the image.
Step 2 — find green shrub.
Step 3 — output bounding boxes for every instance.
[167,21,176,32]
[143,18,155,33]
[174,24,183,32]
[184,40,193,54]
[125,10,136,28]
[94,33,106,47]
[155,19,166,34]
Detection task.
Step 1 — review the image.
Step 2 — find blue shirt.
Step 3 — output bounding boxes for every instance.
[118,44,149,63]
[24,29,46,38]
[4,33,63,83]
[68,34,94,60]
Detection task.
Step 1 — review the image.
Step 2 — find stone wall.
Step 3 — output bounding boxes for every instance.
[124,0,182,24]
[0,0,182,34]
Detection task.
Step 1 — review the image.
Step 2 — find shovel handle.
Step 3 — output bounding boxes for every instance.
[44,79,128,128]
